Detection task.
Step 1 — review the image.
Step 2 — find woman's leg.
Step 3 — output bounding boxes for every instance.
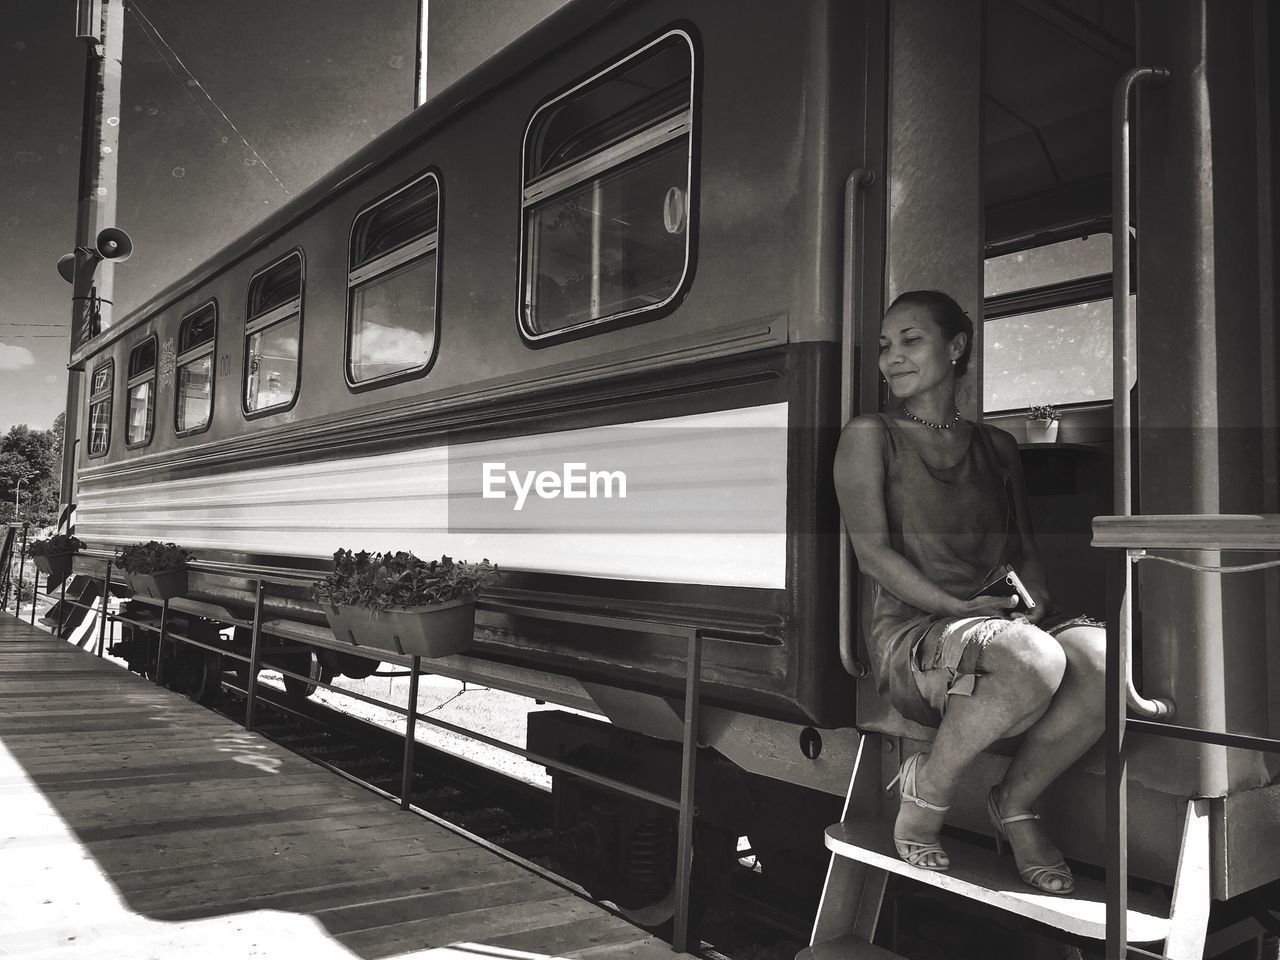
[991,625,1107,882]
[895,623,1067,866]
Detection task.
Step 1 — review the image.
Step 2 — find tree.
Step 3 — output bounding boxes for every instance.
[0,421,63,527]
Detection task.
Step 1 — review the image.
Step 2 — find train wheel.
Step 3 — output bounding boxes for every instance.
[282,651,322,700]
[614,821,737,937]
[187,650,224,705]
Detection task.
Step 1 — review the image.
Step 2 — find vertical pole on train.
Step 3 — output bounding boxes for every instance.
[96,562,111,657]
[56,574,68,637]
[672,629,702,955]
[154,598,170,687]
[1104,547,1129,960]
[401,655,421,810]
[14,526,28,617]
[245,579,265,731]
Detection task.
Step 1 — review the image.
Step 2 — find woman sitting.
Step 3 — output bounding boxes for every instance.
[832,289,1106,895]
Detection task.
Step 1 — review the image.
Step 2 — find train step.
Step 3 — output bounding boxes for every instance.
[795,934,906,960]
[823,818,1170,943]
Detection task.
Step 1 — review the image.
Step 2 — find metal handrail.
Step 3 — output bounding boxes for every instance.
[1102,531,1280,960]
[1111,66,1174,723]
[838,168,875,679]
[28,552,706,955]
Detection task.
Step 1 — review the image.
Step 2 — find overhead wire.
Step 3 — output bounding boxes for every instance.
[128,2,293,199]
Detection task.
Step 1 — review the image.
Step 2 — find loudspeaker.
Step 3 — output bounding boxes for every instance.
[95,227,133,262]
[56,253,77,284]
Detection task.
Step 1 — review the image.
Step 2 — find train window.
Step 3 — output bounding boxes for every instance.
[175,302,216,435]
[125,337,157,448]
[245,252,303,415]
[87,360,113,458]
[520,31,695,340]
[983,233,1120,412]
[346,172,439,386]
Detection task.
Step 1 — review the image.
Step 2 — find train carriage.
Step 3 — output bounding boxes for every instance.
[59,0,1279,955]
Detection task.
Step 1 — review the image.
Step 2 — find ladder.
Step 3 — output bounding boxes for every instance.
[801,735,1210,960]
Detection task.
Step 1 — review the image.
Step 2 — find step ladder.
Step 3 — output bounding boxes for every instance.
[801,735,1210,960]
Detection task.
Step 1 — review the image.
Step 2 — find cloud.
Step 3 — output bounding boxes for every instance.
[353,323,434,368]
[0,343,36,371]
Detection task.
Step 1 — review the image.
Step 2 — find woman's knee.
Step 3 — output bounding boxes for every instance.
[982,624,1066,705]
[1056,625,1108,693]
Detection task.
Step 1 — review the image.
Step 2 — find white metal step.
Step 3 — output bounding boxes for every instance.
[825,820,1170,943]
[796,935,906,960]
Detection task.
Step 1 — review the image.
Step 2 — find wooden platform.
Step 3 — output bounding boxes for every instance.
[0,614,673,960]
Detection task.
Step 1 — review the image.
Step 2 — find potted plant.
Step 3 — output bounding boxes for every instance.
[28,533,85,584]
[314,550,496,659]
[116,540,193,601]
[1025,404,1061,443]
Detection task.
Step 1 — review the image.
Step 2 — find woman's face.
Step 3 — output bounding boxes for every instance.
[878,301,965,399]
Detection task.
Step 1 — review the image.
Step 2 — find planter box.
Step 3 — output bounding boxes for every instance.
[323,599,475,659]
[125,567,188,601]
[1026,418,1060,443]
[32,552,74,584]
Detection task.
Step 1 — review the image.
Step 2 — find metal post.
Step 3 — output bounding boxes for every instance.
[672,629,702,955]
[14,526,28,616]
[401,655,421,810]
[30,571,40,625]
[1105,548,1130,959]
[56,574,68,637]
[97,562,111,657]
[154,598,170,687]
[245,579,265,731]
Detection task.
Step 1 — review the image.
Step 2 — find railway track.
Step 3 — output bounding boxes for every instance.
[206,680,811,960]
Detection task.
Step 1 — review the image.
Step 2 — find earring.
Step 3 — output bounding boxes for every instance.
[950,359,957,366]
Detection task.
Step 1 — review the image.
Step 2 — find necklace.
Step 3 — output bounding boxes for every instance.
[901,404,961,430]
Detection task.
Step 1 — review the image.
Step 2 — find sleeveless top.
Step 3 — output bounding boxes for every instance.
[867,414,1022,725]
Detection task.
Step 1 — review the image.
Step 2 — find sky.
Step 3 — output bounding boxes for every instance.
[0,0,418,432]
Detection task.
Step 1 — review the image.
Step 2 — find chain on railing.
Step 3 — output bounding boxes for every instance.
[20,551,706,955]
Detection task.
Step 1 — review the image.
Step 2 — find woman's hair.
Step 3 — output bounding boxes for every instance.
[887,290,974,377]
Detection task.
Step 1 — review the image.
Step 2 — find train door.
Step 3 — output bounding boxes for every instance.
[853,0,1133,732]
[841,0,1280,926]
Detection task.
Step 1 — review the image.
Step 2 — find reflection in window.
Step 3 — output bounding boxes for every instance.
[87,361,112,457]
[246,315,300,411]
[347,173,438,385]
[527,144,687,331]
[176,303,215,434]
[125,337,156,447]
[522,32,694,338]
[245,253,302,414]
[983,233,1120,412]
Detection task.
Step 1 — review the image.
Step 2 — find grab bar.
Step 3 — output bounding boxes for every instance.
[1112,66,1173,720]
[839,168,875,678]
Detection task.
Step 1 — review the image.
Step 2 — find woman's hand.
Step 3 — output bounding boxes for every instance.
[958,594,1023,618]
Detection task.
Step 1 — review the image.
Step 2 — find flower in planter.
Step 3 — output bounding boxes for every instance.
[28,534,85,558]
[1027,403,1060,423]
[313,550,497,612]
[115,540,194,575]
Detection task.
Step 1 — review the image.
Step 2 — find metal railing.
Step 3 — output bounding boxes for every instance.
[21,550,706,955]
[1095,514,1280,960]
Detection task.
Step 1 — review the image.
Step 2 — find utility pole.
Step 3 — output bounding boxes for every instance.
[60,0,126,531]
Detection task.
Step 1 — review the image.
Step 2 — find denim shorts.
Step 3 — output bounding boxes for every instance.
[910,614,1104,718]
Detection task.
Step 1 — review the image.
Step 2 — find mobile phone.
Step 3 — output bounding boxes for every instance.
[968,564,1037,612]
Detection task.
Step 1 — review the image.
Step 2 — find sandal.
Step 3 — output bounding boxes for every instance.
[886,752,950,871]
[987,786,1074,894]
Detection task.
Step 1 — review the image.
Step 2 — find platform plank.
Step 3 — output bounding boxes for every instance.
[0,614,673,960]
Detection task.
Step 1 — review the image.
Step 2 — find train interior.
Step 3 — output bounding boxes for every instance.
[979,0,1130,620]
